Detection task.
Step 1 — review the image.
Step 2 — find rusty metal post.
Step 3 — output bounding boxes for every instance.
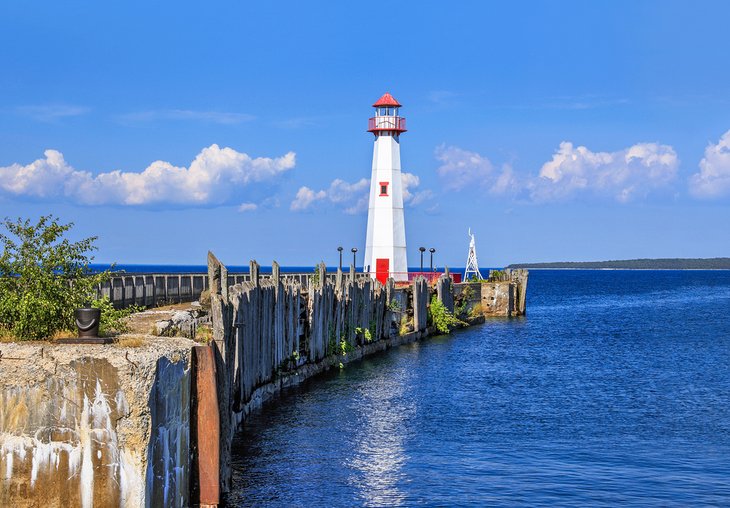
[191,345,220,507]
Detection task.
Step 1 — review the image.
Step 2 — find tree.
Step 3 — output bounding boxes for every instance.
[0,215,110,340]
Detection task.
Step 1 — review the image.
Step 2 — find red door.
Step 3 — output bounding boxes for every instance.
[376,258,389,285]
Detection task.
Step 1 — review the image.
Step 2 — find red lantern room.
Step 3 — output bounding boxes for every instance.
[368,92,407,135]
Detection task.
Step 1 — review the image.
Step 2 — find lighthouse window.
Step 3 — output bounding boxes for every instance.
[379,182,389,196]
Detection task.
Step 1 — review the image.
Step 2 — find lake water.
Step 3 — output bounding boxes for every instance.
[224,270,730,507]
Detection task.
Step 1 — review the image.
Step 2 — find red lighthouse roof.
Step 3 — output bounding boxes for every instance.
[372,92,402,108]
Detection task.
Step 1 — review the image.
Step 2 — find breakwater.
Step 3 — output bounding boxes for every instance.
[0,253,527,507]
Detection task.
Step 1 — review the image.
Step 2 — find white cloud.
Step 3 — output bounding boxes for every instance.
[435,144,519,195]
[436,145,494,190]
[401,172,434,206]
[409,190,434,206]
[342,197,367,214]
[238,202,258,212]
[689,130,730,199]
[290,186,326,211]
[328,178,369,203]
[0,145,296,206]
[17,104,90,122]
[491,164,519,195]
[436,141,678,203]
[532,141,679,202]
[117,109,255,125]
[290,173,432,213]
[400,172,420,200]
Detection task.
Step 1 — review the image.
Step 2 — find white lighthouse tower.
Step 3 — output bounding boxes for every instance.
[363,92,409,284]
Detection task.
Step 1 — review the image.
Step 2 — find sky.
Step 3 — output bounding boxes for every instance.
[1,1,729,268]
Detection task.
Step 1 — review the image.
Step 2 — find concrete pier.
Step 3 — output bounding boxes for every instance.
[0,254,527,506]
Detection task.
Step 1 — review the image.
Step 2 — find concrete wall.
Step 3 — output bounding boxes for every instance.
[452,273,528,319]
[0,338,194,508]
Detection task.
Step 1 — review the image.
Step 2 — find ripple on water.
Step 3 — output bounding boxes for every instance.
[225,270,730,507]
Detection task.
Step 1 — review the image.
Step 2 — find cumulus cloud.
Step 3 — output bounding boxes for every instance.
[401,172,434,206]
[290,172,431,213]
[689,130,730,199]
[238,202,258,212]
[290,186,326,211]
[435,144,519,195]
[0,145,296,206]
[531,141,679,202]
[435,141,678,203]
[327,178,370,204]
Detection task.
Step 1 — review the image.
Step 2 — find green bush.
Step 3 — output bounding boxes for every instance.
[455,285,474,318]
[428,295,466,334]
[355,326,373,343]
[339,338,355,355]
[0,215,111,340]
[91,296,142,336]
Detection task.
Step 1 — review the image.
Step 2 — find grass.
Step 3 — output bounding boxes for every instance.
[469,303,484,318]
[0,326,15,343]
[399,315,412,336]
[195,325,213,344]
[49,329,76,341]
[116,336,146,348]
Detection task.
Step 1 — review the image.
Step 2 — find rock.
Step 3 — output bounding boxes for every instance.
[155,320,172,336]
[172,311,192,325]
[199,289,211,308]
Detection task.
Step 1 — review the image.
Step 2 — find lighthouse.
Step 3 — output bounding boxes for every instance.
[363,92,409,283]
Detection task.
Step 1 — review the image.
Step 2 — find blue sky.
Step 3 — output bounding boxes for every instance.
[1,1,729,268]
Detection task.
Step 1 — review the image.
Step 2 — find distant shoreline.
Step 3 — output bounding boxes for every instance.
[507,258,730,270]
[509,267,730,271]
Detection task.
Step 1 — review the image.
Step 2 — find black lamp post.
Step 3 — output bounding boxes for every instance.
[351,247,357,270]
[419,246,426,272]
[337,246,343,270]
[429,248,436,272]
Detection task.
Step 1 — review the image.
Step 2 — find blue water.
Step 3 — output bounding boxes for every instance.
[225,270,730,507]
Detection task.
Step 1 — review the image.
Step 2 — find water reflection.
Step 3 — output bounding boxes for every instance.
[347,371,414,506]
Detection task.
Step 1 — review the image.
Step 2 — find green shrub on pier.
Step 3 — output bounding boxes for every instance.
[355,326,373,343]
[339,338,355,355]
[0,215,112,340]
[91,296,142,336]
[455,285,474,318]
[428,295,466,334]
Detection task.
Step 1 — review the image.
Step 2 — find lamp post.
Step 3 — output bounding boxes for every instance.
[429,248,436,272]
[337,246,343,271]
[419,246,426,272]
[351,247,358,271]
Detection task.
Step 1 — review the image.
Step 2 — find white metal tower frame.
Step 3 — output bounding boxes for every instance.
[464,228,483,281]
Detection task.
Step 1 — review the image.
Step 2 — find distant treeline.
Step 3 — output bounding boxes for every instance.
[507,258,730,270]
